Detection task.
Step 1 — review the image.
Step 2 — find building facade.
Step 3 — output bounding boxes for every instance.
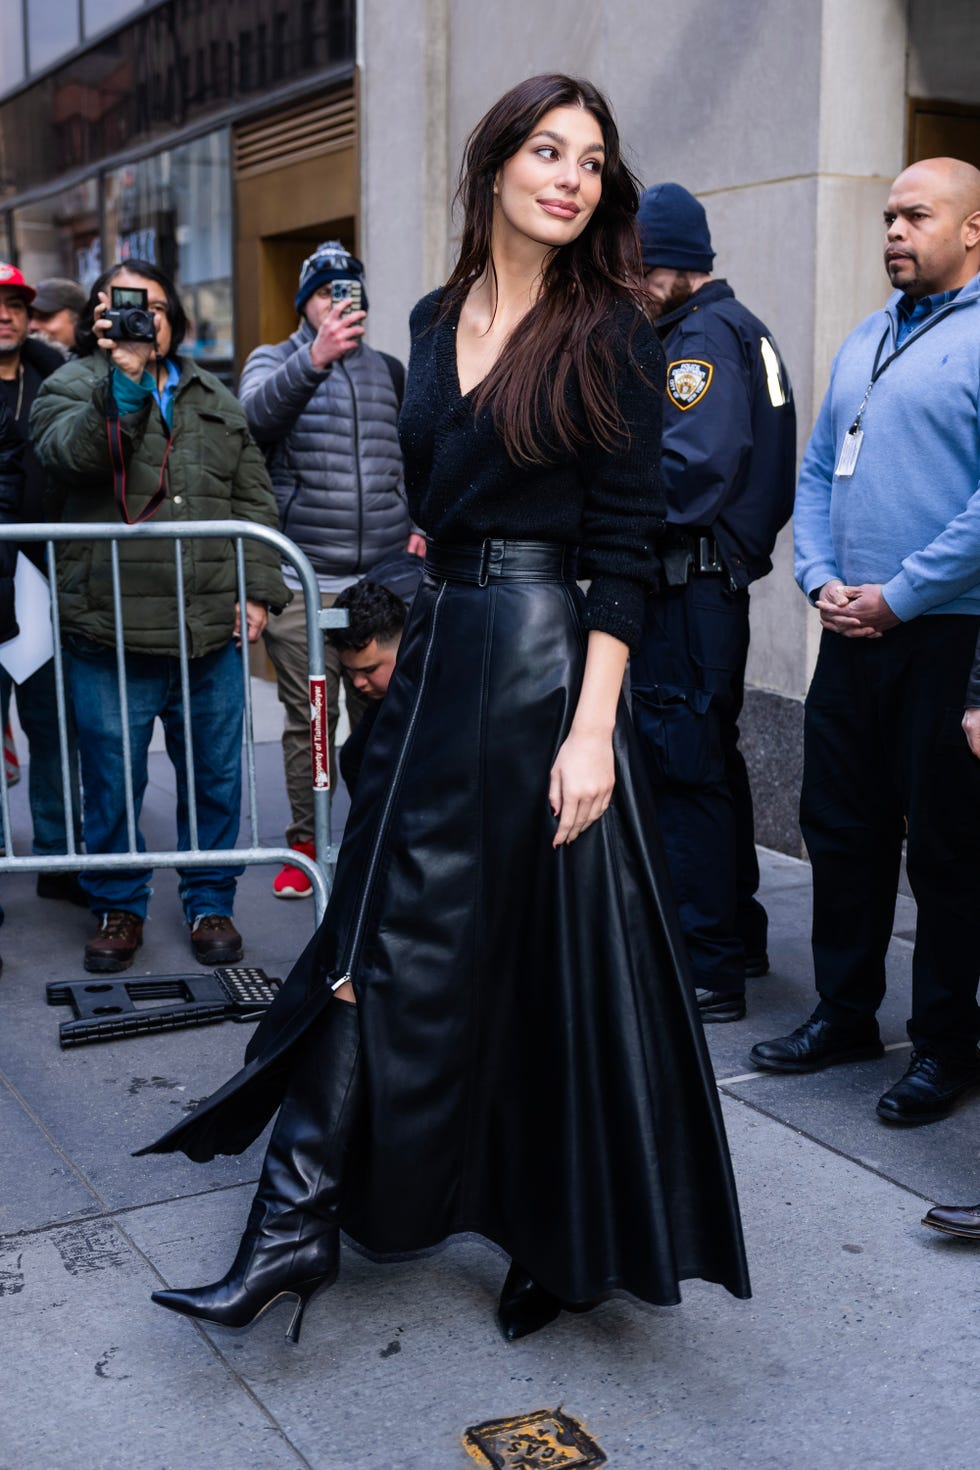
[3,0,980,851]
[0,0,358,377]
[358,0,980,853]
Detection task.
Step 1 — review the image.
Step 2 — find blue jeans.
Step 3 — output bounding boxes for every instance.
[0,661,83,855]
[64,635,244,921]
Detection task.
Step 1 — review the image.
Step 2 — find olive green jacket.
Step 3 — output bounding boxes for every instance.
[30,354,290,657]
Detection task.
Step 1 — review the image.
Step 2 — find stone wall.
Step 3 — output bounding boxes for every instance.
[358,0,969,854]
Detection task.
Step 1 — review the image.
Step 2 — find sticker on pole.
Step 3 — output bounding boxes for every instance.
[309,675,330,790]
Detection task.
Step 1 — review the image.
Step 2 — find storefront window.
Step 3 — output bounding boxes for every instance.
[0,4,26,95]
[2,0,355,196]
[27,0,81,75]
[84,1,146,39]
[11,178,102,292]
[104,129,233,375]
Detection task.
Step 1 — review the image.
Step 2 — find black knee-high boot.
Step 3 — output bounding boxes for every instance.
[152,999,361,1343]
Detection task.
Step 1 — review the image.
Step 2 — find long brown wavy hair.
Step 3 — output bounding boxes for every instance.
[441,73,652,464]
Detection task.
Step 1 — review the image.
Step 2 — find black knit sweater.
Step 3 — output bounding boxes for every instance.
[398,290,665,649]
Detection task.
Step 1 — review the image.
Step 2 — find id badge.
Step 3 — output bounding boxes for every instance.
[834,426,863,478]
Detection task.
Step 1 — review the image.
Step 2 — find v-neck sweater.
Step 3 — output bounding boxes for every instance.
[398,289,666,649]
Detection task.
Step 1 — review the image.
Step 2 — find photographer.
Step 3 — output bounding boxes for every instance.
[237,241,422,899]
[30,261,288,974]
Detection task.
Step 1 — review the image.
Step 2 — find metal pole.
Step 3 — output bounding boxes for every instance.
[45,539,77,857]
[173,539,199,850]
[110,539,138,852]
[236,536,260,845]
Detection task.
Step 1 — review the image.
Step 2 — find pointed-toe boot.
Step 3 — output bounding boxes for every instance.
[496,1262,563,1342]
[152,999,361,1343]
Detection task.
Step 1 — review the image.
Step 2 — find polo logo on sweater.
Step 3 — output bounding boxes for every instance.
[667,359,713,410]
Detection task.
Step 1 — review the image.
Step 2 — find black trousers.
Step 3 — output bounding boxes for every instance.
[802,617,980,1059]
[632,578,766,994]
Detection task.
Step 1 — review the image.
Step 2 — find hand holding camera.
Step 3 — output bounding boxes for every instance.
[309,283,366,372]
[93,286,158,381]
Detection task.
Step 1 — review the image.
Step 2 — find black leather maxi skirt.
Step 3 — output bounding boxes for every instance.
[141,539,750,1308]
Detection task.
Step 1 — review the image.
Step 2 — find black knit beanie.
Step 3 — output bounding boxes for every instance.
[637,183,715,272]
[295,240,369,314]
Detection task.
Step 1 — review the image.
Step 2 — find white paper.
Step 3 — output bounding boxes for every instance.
[0,553,54,683]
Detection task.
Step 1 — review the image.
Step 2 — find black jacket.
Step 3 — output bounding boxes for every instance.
[0,398,24,643]
[656,279,796,586]
[0,336,66,575]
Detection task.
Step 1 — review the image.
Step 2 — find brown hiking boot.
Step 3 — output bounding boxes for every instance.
[190,914,243,966]
[84,911,144,973]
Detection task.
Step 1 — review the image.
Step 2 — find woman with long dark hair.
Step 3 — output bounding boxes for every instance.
[142,74,750,1343]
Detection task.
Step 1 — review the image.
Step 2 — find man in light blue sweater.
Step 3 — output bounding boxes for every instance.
[751,156,980,1124]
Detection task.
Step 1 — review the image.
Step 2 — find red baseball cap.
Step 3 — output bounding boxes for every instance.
[0,263,36,303]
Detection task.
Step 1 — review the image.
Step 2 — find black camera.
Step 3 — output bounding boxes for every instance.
[104,286,156,344]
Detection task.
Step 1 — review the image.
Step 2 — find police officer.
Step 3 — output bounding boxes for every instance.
[631,183,796,1022]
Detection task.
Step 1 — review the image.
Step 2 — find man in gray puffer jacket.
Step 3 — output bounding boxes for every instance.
[238,242,423,898]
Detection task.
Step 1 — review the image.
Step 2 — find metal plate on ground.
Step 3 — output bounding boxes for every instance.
[462,1408,606,1469]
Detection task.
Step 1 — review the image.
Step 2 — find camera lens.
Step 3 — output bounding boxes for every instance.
[120,306,155,342]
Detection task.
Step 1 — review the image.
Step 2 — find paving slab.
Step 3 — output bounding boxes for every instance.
[120,1098,975,1470]
[0,1213,310,1470]
[5,714,979,1470]
[0,1076,100,1233]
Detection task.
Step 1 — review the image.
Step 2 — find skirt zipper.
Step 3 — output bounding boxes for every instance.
[330,580,447,991]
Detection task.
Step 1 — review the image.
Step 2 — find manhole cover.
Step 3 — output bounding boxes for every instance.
[463,1408,606,1469]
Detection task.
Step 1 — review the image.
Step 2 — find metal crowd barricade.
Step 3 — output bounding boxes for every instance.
[0,522,346,924]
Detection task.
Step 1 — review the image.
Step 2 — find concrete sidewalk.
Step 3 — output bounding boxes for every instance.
[0,718,975,1470]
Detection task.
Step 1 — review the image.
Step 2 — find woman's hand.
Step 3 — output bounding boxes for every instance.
[549,727,614,847]
[548,628,628,848]
[963,708,980,759]
[92,290,156,382]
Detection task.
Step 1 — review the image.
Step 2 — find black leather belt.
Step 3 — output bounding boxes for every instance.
[659,527,725,586]
[424,538,577,586]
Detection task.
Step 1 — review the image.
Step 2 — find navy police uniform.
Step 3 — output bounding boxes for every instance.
[631,279,796,997]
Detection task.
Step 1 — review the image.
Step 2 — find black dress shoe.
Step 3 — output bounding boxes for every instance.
[922,1203,980,1238]
[496,1264,562,1342]
[744,952,770,980]
[696,989,746,1023]
[750,1016,883,1073]
[876,1051,980,1125]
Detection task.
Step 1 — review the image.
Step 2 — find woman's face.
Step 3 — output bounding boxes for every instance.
[493,104,604,254]
[110,268,173,359]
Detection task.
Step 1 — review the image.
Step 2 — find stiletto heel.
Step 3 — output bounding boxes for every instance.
[285,1287,311,1344]
[152,1002,361,1340]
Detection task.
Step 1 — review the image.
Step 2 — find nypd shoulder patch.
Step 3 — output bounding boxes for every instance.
[667,359,713,411]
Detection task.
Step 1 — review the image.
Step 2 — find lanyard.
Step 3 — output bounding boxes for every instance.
[848,302,959,434]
